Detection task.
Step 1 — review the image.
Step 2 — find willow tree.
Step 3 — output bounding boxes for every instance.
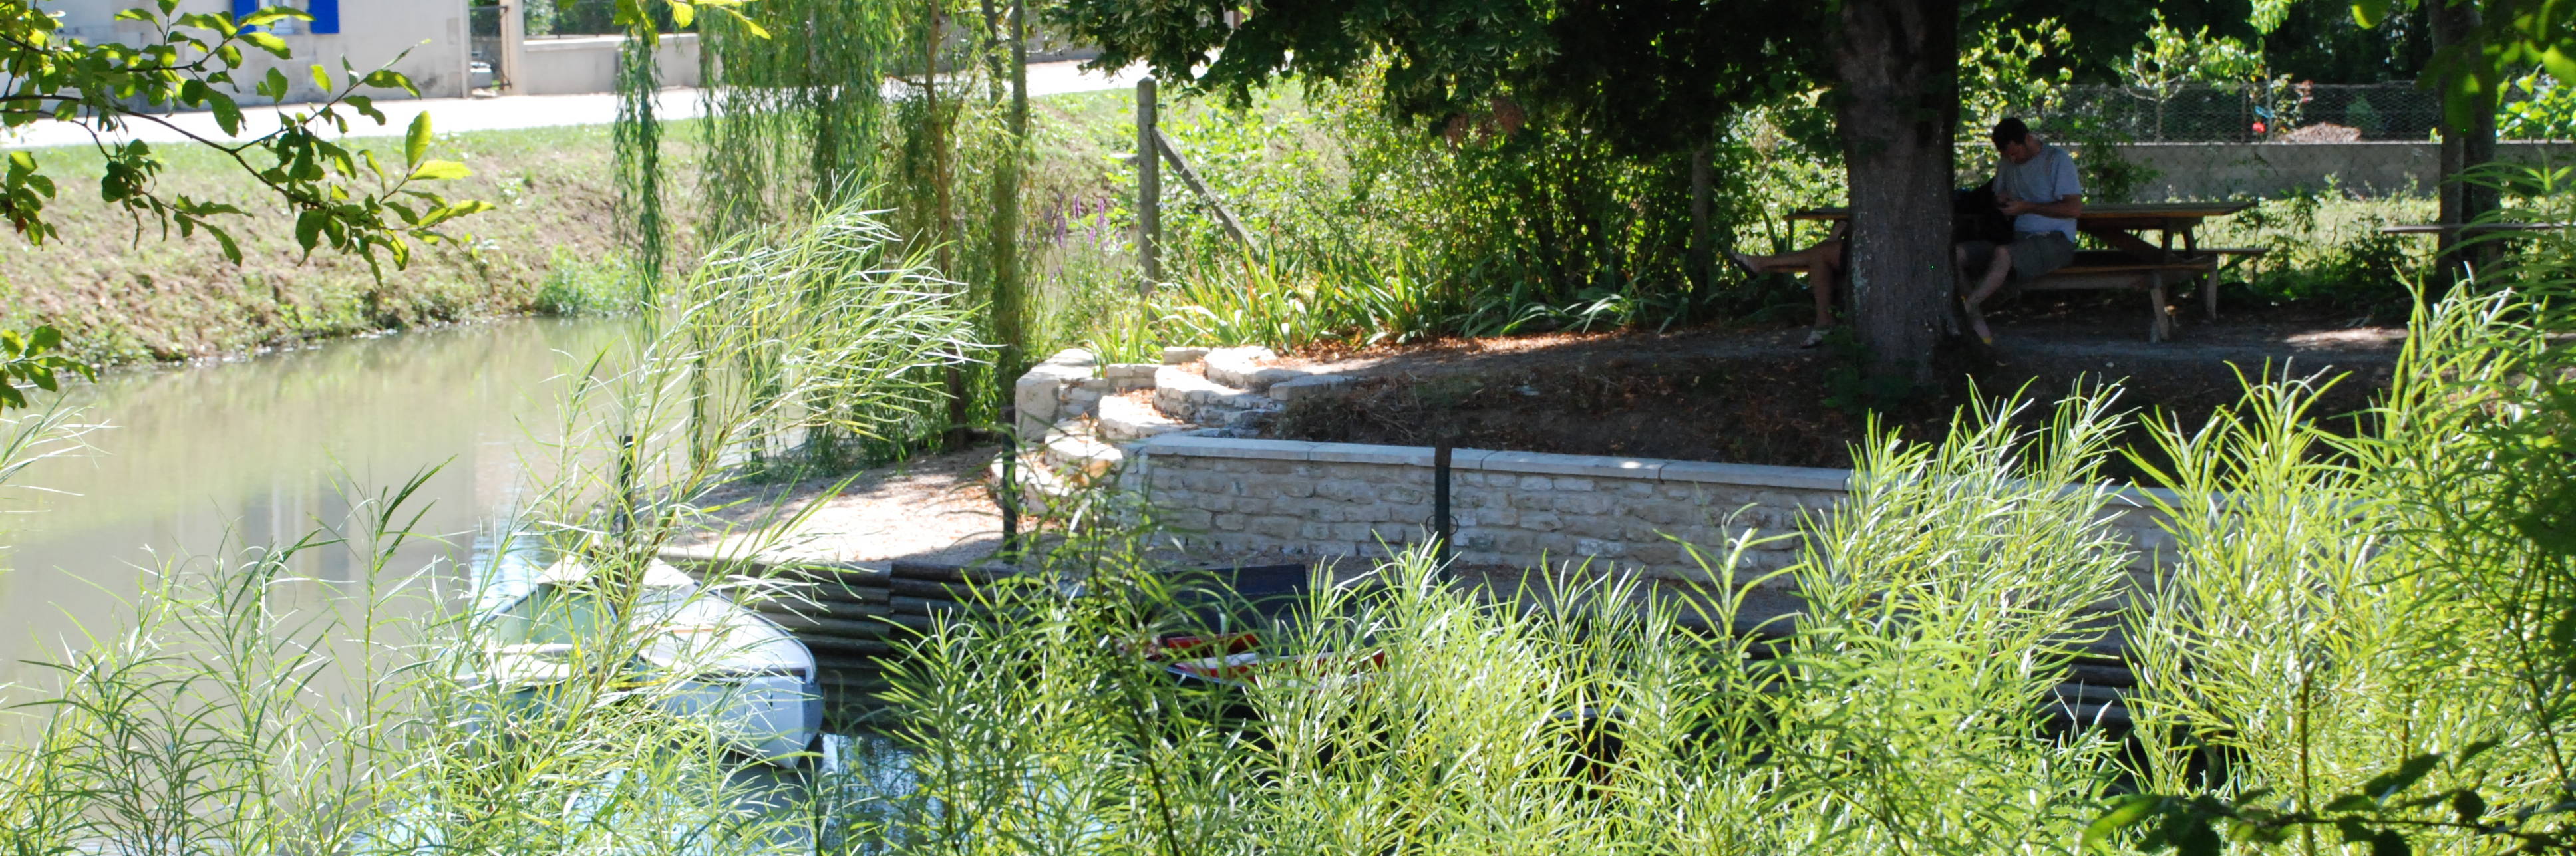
[615,0,1031,452]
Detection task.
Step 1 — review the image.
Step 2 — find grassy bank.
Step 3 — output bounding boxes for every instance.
[0,87,2447,371]
[0,123,701,366]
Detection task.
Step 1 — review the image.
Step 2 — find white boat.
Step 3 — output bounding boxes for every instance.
[466,555,824,767]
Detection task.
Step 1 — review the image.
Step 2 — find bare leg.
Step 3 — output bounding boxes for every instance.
[1961,244,2011,343]
[1965,245,2012,306]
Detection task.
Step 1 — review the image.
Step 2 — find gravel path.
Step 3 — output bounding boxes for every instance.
[672,447,1008,569]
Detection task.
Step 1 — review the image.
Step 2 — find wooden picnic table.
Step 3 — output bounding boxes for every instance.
[1788,201,2260,262]
[1786,202,2265,341]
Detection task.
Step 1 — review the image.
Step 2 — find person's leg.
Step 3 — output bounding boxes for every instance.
[1965,245,2012,307]
[1737,241,1829,274]
[1961,243,2012,343]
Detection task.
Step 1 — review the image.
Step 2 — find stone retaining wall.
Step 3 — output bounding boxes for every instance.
[1130,434,2175,583]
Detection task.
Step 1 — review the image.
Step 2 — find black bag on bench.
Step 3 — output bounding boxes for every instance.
[1953,180,2014,245]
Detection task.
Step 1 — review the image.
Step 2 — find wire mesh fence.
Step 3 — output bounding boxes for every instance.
[2032,83,2442,143]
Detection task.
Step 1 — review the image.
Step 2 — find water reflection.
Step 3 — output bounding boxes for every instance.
[0,317,932,844]
[0,317,633,690]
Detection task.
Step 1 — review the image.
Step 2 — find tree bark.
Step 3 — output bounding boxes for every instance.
[2429,0,2497,283]
[1832,0,1959,382]
[991,0,1029,389]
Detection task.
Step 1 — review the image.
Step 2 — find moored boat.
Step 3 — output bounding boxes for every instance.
[465,555,824,767]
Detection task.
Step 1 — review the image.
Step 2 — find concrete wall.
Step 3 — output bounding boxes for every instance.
[517,33,702,96]
[2103,141,2576,200]
[44,0,470,102]
[1129,435,2175,584]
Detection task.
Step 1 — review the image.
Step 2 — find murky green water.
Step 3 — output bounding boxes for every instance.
[0,317,636,688]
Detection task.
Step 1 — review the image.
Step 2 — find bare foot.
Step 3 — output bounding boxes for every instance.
[1962,299,1994,344]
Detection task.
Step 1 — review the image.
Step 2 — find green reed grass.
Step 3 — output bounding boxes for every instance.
[8,196,2576,854]
[0,198,994,855]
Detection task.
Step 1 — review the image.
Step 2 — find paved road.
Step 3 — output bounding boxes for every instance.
[0,59,1146,150]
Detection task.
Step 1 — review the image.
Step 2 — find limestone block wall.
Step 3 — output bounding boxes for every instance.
[1130,434,2178,583]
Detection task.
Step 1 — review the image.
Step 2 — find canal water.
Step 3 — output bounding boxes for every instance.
[0,317,637,690]
[0,317,925,848]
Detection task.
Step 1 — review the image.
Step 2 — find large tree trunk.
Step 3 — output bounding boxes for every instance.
[1832,0,1959,382]
[2430,0,2498,283]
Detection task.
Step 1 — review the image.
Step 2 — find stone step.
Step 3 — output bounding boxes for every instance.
[1041,428,1124,482]
[1096,392,1198,442]
[1154,365,1280,428]
[1204,345,1303,392]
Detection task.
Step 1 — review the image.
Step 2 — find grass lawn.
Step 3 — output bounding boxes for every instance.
[0,122,703,366]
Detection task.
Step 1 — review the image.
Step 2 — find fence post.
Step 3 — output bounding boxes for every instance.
[1136,76,1161,289]
[1432,443,1453,571]
[1689,145,1711,289]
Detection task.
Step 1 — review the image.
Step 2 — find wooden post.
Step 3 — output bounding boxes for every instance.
[1689,145,1712,289]
[1155,130,1261,258]
[1136,76,1161,289]
[498,0,524,92]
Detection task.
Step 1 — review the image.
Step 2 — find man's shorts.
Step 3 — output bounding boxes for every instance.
[1958,231,2076,285]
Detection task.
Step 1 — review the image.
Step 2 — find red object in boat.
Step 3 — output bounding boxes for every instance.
[1149,632,1260,659]
[1168,648,1386,688]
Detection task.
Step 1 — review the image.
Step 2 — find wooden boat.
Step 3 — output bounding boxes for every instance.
[466,556,824,767]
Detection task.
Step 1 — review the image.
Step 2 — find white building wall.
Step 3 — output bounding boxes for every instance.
[42,1,470,103]
[516,33,699,96]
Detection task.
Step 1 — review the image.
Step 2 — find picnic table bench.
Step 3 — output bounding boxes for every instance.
[1786,202,2264,342]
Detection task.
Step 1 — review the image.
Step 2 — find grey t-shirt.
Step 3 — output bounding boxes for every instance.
[1997,142,2083,240]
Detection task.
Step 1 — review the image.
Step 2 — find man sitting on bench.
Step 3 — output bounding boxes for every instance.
[1955,117,2083,343]
[1729,221,1846,348]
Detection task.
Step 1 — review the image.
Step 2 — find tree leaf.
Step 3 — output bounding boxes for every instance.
[29,326,59,351]
[294,208,325,252]
[405,112,431,167]
[2351,0,2390,28]
[309,64,333,93]
[345,94,384,124]
[211,95,243,136]
[721,7,770,39]
[2083,795,2162,851]
[669,1,695,28]
[238,8,312,28]
[407,160,470,181]
[243,31,290,58]
[206,225,242,264]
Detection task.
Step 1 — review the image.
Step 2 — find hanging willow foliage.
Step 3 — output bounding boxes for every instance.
[692,0,901,237]
[617,0,1032,458]
[613,23,666,307]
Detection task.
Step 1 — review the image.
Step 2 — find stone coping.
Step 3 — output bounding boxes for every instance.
[1130,434,2186,506]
